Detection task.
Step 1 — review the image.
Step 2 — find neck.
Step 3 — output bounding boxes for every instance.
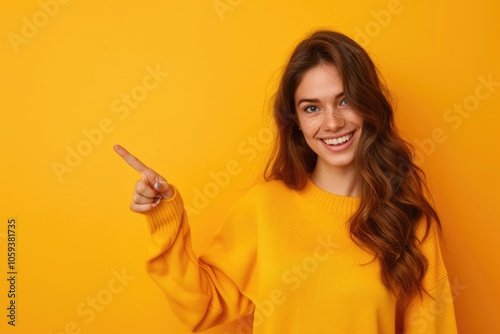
[310,162,361,197]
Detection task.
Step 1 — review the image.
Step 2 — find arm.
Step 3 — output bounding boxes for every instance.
[114,145,255,332]
[403,222,458,333]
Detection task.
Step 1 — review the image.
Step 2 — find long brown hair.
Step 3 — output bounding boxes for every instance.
[264,30,441,305]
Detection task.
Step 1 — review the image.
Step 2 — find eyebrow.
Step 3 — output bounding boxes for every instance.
[297,92,345,105]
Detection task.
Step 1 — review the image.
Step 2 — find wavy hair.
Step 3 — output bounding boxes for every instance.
[264,30,441,306]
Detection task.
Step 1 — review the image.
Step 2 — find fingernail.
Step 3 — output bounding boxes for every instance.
[155,182,161,190]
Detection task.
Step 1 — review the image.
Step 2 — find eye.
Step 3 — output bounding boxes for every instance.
[304,105,319,113]
[339,98,347,106]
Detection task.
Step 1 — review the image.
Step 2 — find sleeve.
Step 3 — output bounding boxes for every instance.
[143,186,256,333]
[403,222,458,334]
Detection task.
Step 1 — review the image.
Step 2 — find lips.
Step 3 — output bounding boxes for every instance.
[321,131,354,146]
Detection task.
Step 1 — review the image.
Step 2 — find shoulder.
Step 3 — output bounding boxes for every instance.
[243,179,295,198]
[415,219,449,290]
[235,179,295,202]
[415,218,442,251]
[225,179,297,215]
[213,180,294,238]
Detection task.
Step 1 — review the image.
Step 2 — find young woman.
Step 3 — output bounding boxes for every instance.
[114,30,457,333]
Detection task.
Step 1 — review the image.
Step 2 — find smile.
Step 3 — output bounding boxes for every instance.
[321,132,354,146]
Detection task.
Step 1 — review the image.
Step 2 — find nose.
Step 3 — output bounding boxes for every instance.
[322,109,345,131]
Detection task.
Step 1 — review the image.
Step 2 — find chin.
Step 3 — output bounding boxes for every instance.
[320,157,355,170]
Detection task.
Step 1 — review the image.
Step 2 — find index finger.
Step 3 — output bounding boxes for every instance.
[113,145,152,175]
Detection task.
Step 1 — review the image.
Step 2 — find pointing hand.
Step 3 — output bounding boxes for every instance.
[114,145,174,213]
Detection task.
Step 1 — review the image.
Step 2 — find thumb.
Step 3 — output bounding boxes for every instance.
[154,179,174,199]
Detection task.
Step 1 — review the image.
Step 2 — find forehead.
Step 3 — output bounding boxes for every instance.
[294,63,343,102]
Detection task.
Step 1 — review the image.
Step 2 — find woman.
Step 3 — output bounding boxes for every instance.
[114,30,457,333]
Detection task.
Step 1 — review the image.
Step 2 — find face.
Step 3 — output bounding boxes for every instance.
[294,63,363,174]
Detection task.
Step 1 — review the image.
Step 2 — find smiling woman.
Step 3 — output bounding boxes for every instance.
[115,30,458,333]
[294,63,364,196]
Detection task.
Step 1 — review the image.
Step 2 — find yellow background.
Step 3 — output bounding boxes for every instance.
[1,0,499,333]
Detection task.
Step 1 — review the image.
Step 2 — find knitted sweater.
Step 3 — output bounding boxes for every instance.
[144,179,457,333]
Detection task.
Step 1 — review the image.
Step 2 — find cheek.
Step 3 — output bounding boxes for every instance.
[298,117,321,136]
[346,111,363,127]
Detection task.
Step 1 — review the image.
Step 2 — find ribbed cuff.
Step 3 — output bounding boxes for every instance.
[145,185,185,245]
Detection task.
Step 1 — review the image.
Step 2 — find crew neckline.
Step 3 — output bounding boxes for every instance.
[298,178,361,214]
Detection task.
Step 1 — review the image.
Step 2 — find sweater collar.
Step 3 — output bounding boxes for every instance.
[298,178,361,215]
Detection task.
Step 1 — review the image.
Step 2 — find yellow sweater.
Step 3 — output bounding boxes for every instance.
[145,179,457,333]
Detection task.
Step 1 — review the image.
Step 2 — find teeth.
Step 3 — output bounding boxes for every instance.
[322,133,352,146]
